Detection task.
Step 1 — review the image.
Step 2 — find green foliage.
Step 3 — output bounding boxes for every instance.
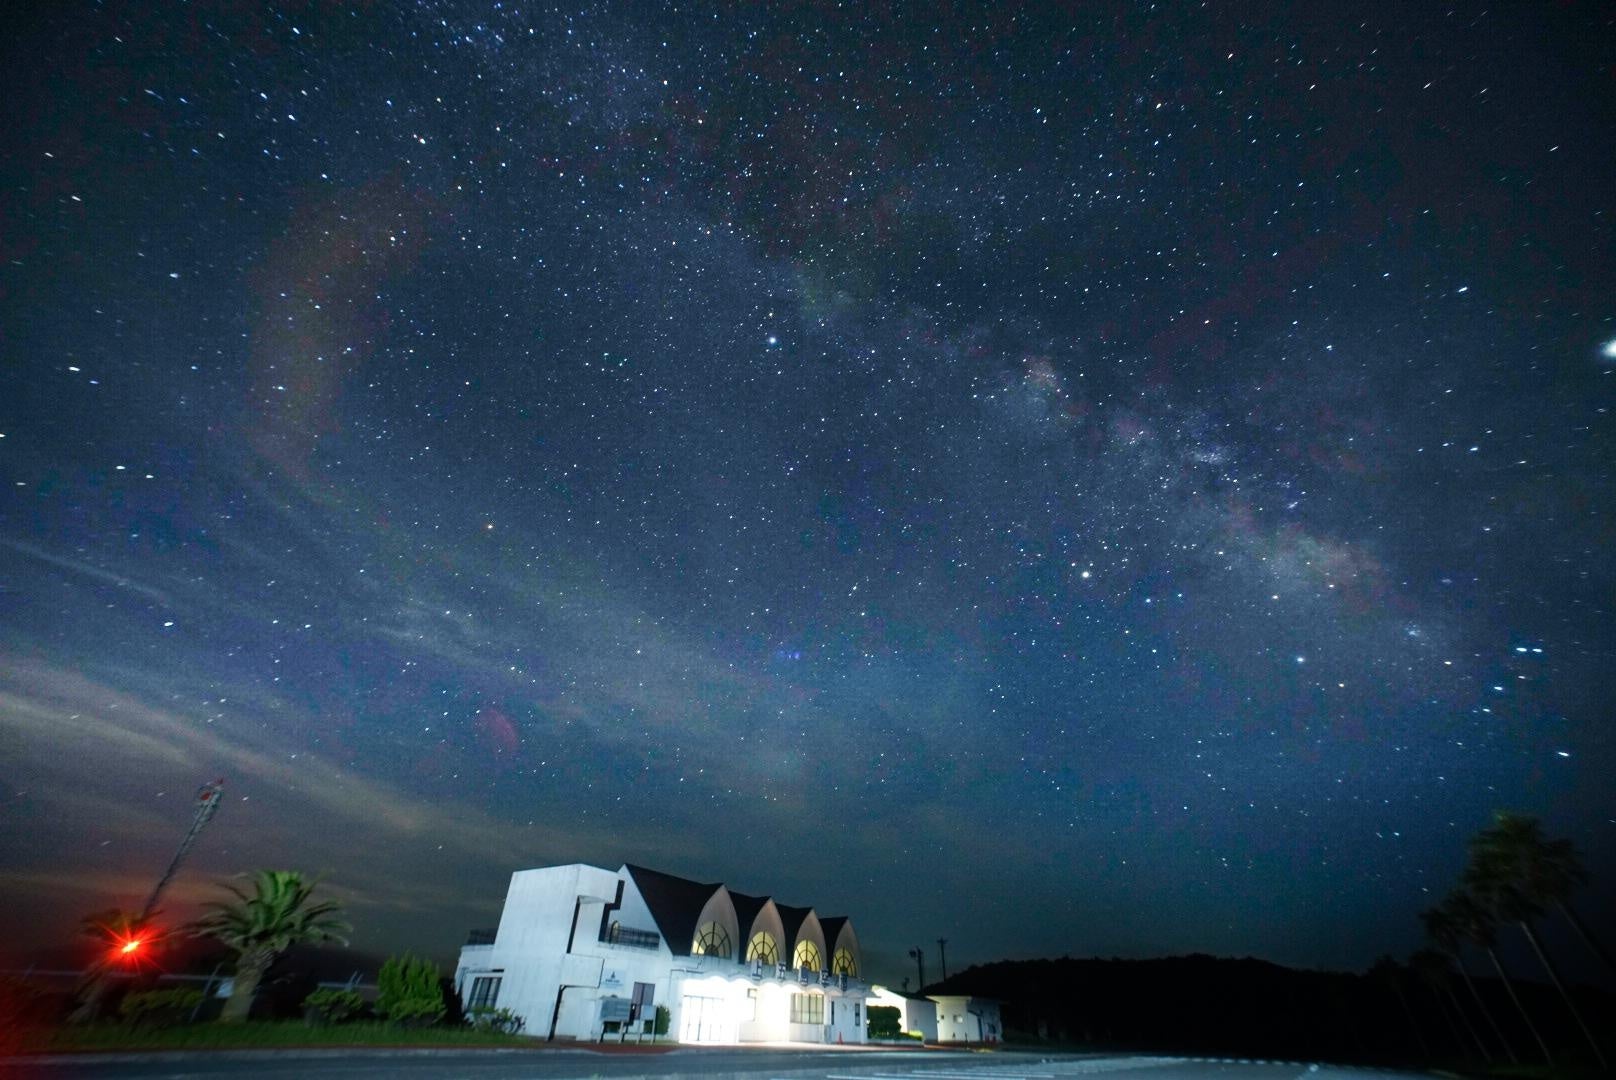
[118,988,203,1027]
[466,1006,524,1034]
[653,1003,670,1036]
[27,1020,530,1053]
[868,1004,902,1038]
[189,871,350,957]
[1466,811,1588,922]
[189,870,349,1022]
[302,988,366,1024]
[377,954,445,1026]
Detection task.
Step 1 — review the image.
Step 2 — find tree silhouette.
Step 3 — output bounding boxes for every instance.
[1467,812,1608,1069]
[65,907,161,1024]
[1420,896,1517,1063]
[1447,889,1556,1064]
[1370,955,1430,1061]
[1409,947,1486,1063]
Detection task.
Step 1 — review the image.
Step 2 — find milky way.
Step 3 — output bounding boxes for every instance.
[2,2,1612,980]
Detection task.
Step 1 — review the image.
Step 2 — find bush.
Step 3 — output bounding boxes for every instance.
[377,954,445,1027]
[466,1006,524,1034]
[868,1004,902,1038]
[120,988,204,1027]
[654,1004,670,1036]
[302,988,366,1025]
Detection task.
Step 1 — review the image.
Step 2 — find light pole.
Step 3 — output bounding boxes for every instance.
[908,946,926,992]
[937,937,949,982]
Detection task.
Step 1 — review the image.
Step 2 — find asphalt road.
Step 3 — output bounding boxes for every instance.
[0,1049,1434,1080]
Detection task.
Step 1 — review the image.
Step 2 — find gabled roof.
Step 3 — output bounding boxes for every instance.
[623,864,721,956]
[819,915,849,950]
[774,902,815,944]
[728,890,770,938]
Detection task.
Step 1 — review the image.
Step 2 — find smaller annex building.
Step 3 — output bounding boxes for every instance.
[455,863,867,1044]
[930,994,1003,1044]
[867,985,937,1042]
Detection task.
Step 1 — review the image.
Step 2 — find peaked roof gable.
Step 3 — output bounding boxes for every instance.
[622,864,721,956]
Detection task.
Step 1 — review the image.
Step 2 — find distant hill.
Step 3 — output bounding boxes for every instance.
[925,953,1610,1067]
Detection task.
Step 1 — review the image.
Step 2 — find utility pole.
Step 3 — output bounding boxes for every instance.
[908,946,926,993]
[937,937,949,982]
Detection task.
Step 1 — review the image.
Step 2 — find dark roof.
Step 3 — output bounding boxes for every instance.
[818,915,849,952]
[623,864,721,957]
[774,902,815,945]
[728,890,770,939]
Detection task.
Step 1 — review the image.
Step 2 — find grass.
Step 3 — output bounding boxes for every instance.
[19,1020,537,1054]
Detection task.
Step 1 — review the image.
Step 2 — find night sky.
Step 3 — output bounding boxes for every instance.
[3,2,1613,984]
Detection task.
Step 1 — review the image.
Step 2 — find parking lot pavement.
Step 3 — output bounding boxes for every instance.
[0,1049,1434,1080]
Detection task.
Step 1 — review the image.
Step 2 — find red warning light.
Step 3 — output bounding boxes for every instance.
[113,936,145,961]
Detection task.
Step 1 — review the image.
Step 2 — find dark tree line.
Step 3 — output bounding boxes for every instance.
[932,813,1610,1070]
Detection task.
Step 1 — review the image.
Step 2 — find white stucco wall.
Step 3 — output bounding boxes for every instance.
[456,863,671,1039]
[457,862,870,1046]
[930,995,1001,1043]
[867,985,937,1042]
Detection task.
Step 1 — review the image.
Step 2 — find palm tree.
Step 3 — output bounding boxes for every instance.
[1468,813,1608,1069]
[188,871,349,1022]
[1370,955,1430,1061]
[1447,888,1556,1065]
[1472,812,1613,971]
[1408,947,1486,1063]
[1421,897,1517,1063]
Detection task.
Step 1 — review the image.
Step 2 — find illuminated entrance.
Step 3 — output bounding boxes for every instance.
[678,994,737,1043]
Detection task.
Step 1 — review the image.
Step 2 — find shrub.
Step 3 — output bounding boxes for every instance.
[377,954,445,1027]
[302,988,366,1024]
[653,1004,670,1036]
[119,988,204,1027]
[868,1004,902,1038]
[466,1006,524,1034]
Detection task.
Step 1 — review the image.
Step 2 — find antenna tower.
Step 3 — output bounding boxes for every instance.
[138,777,225,922]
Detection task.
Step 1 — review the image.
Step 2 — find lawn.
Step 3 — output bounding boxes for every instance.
[21,1021,538,1053]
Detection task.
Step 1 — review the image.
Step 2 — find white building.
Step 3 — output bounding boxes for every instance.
[866,984,937,1042]
[930,994,1003,1043]
[455,862,868,1045]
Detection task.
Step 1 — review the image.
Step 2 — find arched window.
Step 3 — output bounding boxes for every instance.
[692,921,733,958]
[792,940,821,972]
[831,947,857,977]
[746,931,778,965]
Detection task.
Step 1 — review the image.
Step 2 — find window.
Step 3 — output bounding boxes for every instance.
[467,975,501,1009]
[792,940,821,972]
[746,988,758,1021]
[854,1003,861,1026]
[789,992,824,1024]
[606,921,660,949]
[831,947,858,976]
[745,930,778,965]
[692,920,733,958]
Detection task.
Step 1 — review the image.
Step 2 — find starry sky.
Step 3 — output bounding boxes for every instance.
[2,2,1613,984]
